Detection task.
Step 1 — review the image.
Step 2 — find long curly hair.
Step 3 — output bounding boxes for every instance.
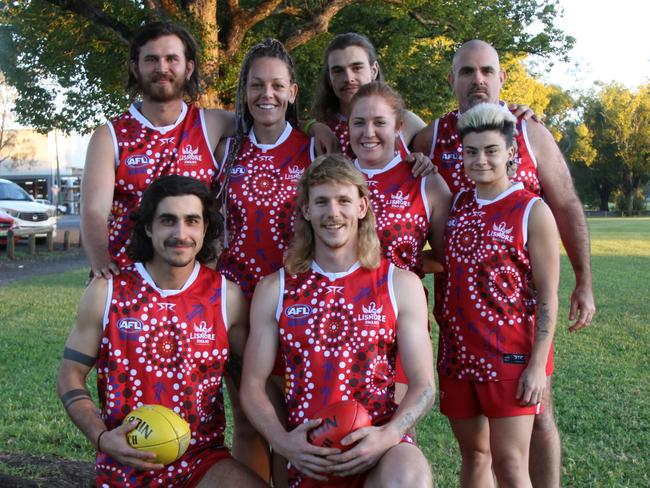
[311,33,384,124]
[215,38,299,206]
[126,21,201,102]
[284,154,381,275]
[128,175,222,264]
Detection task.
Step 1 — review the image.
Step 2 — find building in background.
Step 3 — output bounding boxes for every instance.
[0,129,87,214]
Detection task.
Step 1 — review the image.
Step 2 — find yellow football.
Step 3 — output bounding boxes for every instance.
[124,404,191,465]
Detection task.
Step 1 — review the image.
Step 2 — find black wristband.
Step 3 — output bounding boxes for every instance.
[96,429,108,452]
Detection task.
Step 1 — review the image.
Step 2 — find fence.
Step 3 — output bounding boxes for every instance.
[4,228,81,258]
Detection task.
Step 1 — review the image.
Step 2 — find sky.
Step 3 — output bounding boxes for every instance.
[534,0,650,92]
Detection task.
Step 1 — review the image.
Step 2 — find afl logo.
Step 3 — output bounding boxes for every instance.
[125,155,150,168]
[285,304,312,319]
[230,165,247,177]
[117,318,143,333]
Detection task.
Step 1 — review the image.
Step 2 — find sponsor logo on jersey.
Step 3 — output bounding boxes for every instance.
[285,304,312,327]
[284,165,304,181]
[503,353,526,364]
[367,180,378,187]
[230,165,247,177]
[355,301,386,326]
[159,137,176,144]
[258,155,274,162]
[157,302,176,311]
[441,151,461,169]
[124,154,151,169]
[179,144,202,164]
[326,285,344,295]
[388,190,410,209]
[487,221,514,243]
[189,321,215,345]
[117,318,143,339]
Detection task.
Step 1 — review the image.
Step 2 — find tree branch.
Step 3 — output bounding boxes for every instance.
[283,0,358,51]
[223,0,284,58]
[44,0,134,44]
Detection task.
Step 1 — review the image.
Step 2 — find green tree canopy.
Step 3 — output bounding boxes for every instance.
[0,0,574,133]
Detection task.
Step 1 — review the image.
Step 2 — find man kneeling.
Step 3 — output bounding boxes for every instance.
[57,175,265,487]
[241,155,435,487]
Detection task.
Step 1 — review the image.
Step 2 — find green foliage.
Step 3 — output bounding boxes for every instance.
[1,218,650,486]
[0,0,573,132]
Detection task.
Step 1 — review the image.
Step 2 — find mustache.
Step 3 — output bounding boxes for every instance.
[164,238,195,248]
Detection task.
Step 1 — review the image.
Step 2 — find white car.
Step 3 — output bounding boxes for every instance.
[0,178,57,237]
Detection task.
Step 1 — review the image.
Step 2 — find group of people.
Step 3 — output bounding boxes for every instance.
[56,20,595,488]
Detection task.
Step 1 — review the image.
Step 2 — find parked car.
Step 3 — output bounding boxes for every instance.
[34,198,67,214]
[0,209,20,243]
[0,178,57,237]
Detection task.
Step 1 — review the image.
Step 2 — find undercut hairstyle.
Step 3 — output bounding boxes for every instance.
[312,33,384,123]
[126,21,201,102]
[457,103,519,148]
[349,81,405,128]
[215,38,298,205]
[127,175,222,264]
[284,154,381,275]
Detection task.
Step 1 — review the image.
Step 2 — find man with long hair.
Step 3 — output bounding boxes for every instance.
[58,175,265,487]
[241,155,435,487]
[81,21,236,280]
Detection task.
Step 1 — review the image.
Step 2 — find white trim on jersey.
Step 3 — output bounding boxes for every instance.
[276,268,285,322]
[134,261,201,297]
[428,118,440,160]
[221,274,229,331]
[309,137,316,162]
[421,176,431,221]
[216,137,232,181]
[522,197,541,248]
[311,260,361,281]
[249,122,292,151]
[520,119,538,168]
[387,263,398,321]
[451,188,465,211]
[475,182,525,206]
[398,131,411,155]
[128,102,188,134]
[353,153,402,177]
[103,277,113,331]
[106,122,120,169]
[199,108,219,171]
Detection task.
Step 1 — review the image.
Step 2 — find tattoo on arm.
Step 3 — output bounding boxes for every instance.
[226,352,243,390]
[396,385,435,434]
[63,347,96,367]
[535,302,551,341]
[60,388,93,410]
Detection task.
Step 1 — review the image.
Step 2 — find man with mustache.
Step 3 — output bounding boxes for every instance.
[81,21,235,280]
[414,39,596,488]
[58,175,266,487]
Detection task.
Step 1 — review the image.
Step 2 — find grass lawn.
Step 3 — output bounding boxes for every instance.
[0,217,648,486]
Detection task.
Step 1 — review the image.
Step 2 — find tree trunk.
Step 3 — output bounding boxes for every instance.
[598,191,610,212]
[187,0,221,108]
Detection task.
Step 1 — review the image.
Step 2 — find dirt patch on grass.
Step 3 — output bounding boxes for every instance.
[0,453,94,487]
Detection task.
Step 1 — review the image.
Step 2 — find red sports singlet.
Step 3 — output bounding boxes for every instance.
[354,155,430,278]
[108,103,217,266]
[216,123,314,300]
[277,260,400,487]
[429,108,541,196]
[439,183,551,382]
[95,263,230,486]
[328,114,410,160]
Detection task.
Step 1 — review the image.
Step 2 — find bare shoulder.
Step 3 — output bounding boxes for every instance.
[529,199,556,230]
[412,121,436,154]
[392,267,425,300]
[76,277,110,332]
[402,110,427,143]
[203,108,236,139]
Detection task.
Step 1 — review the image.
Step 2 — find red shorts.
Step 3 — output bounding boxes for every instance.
[184,447,232,488]
[291,434,415,487]
[439,376,544,419]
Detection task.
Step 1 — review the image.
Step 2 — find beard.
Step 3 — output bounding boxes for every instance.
[137,73,188,103]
